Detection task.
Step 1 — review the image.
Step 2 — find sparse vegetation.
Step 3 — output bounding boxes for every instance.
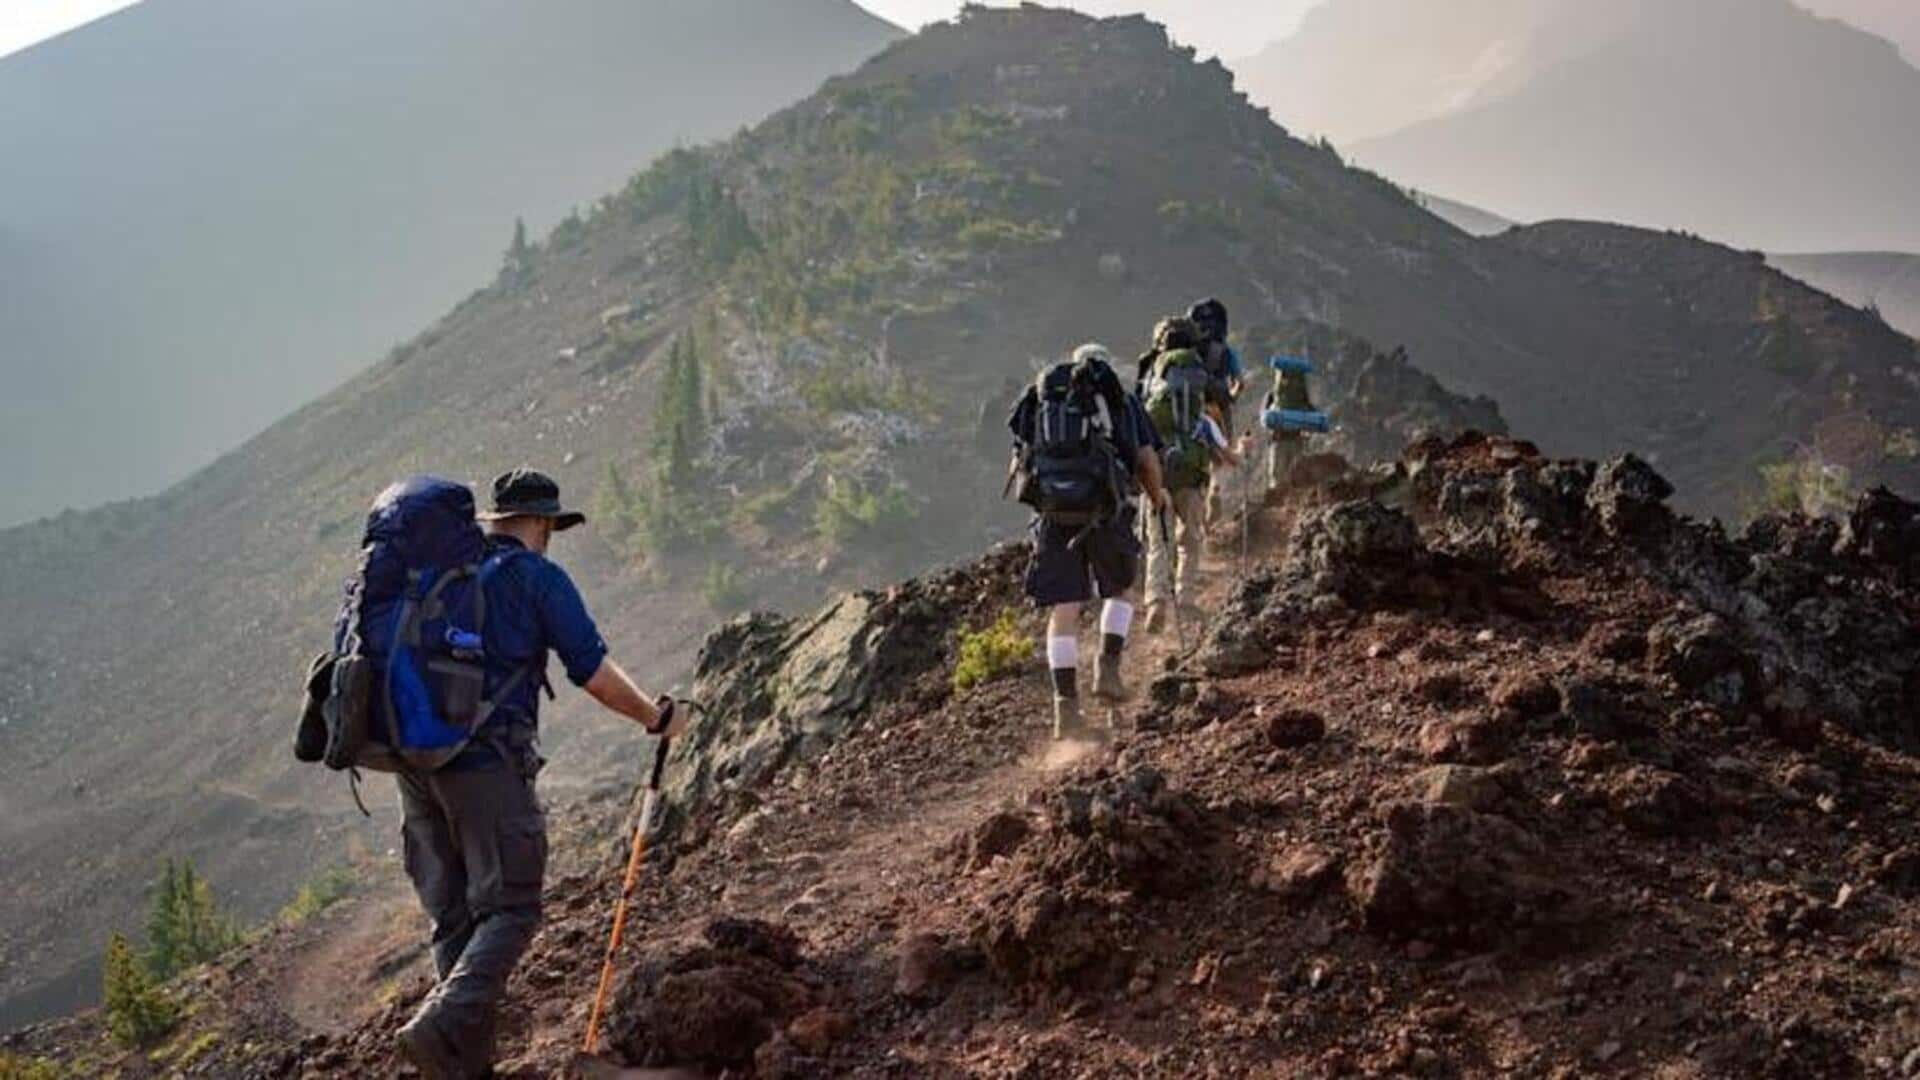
[0,1053,68,1080]
[952,610,1033,692]
[102,933,177,1048]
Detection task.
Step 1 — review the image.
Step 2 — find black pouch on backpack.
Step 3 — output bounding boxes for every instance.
[425,657,486,728]
[322,653,374,771]
[294,651,334,763]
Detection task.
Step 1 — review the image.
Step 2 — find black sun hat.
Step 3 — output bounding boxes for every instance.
[476,467,586,531]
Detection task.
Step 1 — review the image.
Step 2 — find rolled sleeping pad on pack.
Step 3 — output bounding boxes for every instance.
[1269,354,1316,375]
[1263,407,1331,434]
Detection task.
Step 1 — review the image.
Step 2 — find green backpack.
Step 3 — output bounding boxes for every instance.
[1145,347,1213,491]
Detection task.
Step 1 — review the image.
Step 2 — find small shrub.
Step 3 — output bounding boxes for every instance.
[701,561,747,612]
[814,478,917,548]
[953,611,1033,693]
[279,865,356,925]
[103,933,177,1048]
[1754,458,1853,519]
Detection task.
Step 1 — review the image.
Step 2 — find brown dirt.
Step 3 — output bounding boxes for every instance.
[11,436,1920,1078]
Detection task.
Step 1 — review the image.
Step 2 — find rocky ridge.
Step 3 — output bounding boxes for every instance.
[10,432,1918,1077]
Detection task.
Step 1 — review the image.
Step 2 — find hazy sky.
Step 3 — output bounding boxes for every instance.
[0,0,138,58]
[863,1,1318,57]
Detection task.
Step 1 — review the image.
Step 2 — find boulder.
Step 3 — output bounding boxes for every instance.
[1647,610,1750,707]
[1586,454,1675,538]
[1346,801,1569,942]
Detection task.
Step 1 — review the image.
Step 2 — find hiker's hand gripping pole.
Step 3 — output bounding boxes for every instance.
[583,697,705,1056]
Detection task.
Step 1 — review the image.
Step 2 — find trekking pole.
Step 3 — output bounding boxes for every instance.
[583,698,705,1057]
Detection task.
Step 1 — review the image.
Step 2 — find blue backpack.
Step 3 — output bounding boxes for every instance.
[302,476,534,778]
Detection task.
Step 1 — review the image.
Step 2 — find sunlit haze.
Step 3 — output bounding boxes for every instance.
[0,0,139,58]
[858,0,1318,59]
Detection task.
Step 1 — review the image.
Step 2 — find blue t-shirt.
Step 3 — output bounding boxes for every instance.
[445,536,608,768]
[481,536,609,715]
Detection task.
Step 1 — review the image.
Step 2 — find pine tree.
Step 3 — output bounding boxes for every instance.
[103,933,176,1047]
[143,858,241,980]
[498,217,533,290]
[143,859,183,980]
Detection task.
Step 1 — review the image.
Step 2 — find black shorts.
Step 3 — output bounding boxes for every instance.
[1024,509,1141,607]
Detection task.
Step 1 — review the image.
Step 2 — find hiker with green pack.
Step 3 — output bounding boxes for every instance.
[1140,315,1248,632]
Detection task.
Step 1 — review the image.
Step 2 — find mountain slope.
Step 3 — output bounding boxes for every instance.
[1340,0,1920,252]
[0,0,901,528]
[2,3,1915,1031]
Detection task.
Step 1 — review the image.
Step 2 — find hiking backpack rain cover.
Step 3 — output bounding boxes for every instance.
[1015,361,1125,522]
[302,476,530,775]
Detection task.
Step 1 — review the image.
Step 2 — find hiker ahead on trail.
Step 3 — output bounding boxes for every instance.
[296,468,691,1080]
[1139,315,1252,633]
[1187,298,1244,520]
[1265,355,1319,493]
[1008,344,1168,740]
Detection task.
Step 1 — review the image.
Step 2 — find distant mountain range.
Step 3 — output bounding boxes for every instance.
[0,0,901,528]
[1412,193,1920,339]
[1239,0,1920,253]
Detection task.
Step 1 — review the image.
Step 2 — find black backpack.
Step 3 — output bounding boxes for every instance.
[1014,358,1127,522]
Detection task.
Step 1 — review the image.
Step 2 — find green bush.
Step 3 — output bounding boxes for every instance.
[953,611,1034,693]
[278,865,356,926]
[814,478,917,548]
[1754,458,1854,519]
[103,933,177,1048]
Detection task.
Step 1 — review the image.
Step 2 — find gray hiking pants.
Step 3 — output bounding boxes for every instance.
[397,758,547,1076]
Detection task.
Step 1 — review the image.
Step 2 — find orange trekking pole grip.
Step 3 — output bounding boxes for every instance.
[583,698,693,1056]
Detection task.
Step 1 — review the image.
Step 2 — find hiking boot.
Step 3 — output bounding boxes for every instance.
[1143,605,1167,635]
[1052,695,1084,740]
[397,1015,463,1080]
[1092,654,1131,703]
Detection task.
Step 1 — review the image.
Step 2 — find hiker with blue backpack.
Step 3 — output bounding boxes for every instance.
[296,467,689,1079]
[1008,344,1168,739]
[1265,354,1321,492]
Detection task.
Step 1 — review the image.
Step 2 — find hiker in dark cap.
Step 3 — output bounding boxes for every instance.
[394,466,690,1080]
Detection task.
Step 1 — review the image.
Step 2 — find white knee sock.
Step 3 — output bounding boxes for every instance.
[1099,600,1133,640]
[1046,635,1079,670]
[1047,635,1078,699]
